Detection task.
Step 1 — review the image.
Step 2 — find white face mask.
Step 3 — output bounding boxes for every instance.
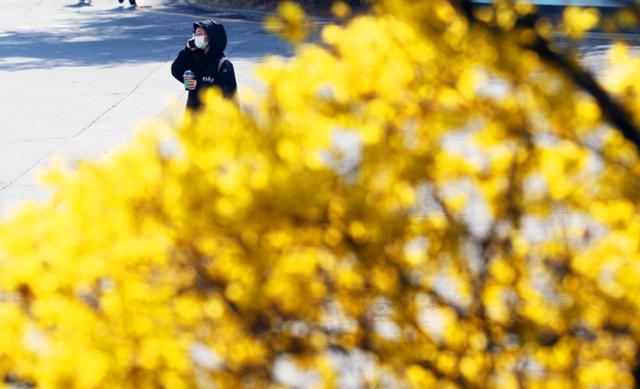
[194,35,208,49]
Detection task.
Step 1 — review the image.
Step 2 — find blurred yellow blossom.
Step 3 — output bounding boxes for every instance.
[0,0,639,387]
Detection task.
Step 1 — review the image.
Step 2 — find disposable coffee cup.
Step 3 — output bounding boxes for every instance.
[183,70,195,90]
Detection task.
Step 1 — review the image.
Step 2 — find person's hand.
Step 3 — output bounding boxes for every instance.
[186,39,197,51]
[186,79,197,91]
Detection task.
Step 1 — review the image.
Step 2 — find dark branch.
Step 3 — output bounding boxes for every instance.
[454,0,640,153]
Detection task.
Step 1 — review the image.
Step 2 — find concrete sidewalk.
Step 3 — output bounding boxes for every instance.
[0,0,292,216]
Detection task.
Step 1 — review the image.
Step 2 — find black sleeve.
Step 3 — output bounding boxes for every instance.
[171,49,195,83]
[217,60,238,99]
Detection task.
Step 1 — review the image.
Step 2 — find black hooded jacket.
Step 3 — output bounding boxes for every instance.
[171,20,237,110]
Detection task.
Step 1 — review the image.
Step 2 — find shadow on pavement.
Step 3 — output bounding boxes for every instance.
[65,2,94,8]
[0,0,293,70]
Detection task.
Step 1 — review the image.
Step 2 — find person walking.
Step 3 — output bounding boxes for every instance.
[118,0,137,7]
[171,20,237,110]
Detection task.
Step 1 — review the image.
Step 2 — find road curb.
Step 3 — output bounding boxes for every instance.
[183,0,271,21]
[182,0,335,24]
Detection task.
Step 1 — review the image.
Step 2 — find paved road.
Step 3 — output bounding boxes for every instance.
[0,0,292,215]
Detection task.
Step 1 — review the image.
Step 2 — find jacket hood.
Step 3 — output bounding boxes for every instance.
[193,20,227,54]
